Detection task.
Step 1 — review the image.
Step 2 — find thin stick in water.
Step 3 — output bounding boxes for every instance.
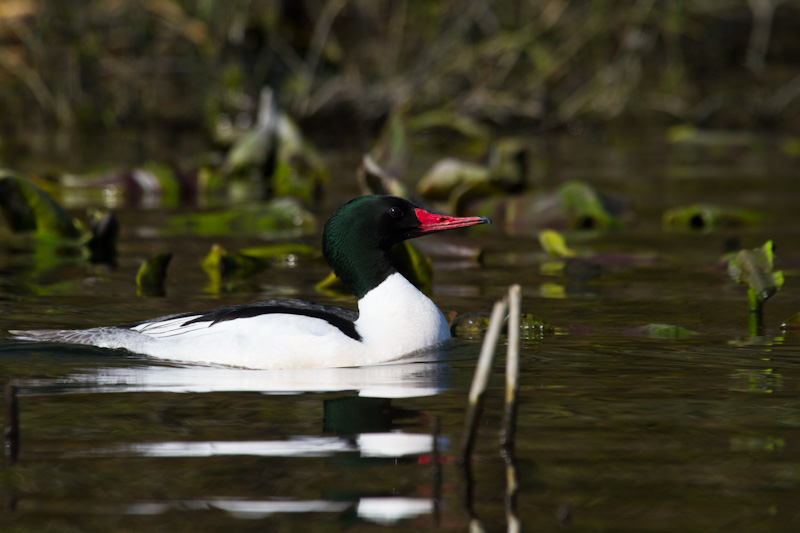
[459,296,508,462]
[501,284,521,450]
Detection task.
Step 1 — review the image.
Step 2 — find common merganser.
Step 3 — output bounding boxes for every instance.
[11,195,490,369]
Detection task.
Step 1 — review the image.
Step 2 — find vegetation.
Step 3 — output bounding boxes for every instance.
[2,0,800,151]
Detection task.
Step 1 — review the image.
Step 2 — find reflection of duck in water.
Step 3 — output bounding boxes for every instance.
[12,196,489,369]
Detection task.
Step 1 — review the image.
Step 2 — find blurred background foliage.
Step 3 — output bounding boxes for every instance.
[1,0,799,154]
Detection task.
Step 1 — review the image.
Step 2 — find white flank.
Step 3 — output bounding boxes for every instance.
[12,273,451,370]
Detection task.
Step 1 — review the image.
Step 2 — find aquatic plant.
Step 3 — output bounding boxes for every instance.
[728,240,784,336]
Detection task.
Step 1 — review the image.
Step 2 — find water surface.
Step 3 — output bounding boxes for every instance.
[2,135,800,531]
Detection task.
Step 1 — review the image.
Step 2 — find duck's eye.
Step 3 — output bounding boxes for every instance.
[388,207,403,218]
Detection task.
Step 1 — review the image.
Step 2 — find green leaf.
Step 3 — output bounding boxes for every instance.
[165,198,316,237]
[136,253,173,297]
[0,170,83,239]
[728,240,783,302]
[538,229,577,258]
[626,323,697,339]
[663,204,761,231]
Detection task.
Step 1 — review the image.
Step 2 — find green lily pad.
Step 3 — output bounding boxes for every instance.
[0,170,83,239]
[538,229,577,258]
[558,181,623,230]
[469,181,628,233]
[624,323,697,339]
[663,204,761,231]
[202,243,316,282]
[165,198,315,237]
[450,312,553,340]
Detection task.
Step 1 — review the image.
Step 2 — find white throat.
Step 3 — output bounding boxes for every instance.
[355,272,450,356]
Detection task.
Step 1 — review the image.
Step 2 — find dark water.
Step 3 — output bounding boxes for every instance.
[3,135,800,531]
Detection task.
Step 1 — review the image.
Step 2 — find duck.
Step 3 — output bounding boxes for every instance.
[11,195,491,369]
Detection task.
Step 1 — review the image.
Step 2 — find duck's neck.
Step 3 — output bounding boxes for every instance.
[325,239,397,300]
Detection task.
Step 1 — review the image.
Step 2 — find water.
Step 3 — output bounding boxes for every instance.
[2,134,800,531]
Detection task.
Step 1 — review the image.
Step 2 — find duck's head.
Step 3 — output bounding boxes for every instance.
[323,195,490,299]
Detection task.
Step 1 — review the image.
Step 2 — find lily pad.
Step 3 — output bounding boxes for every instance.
[165,198,315,237]
[539,229,577,258]
[469,181,628,233]
[202,243,316,282]
[663,204,761,231]
[450,312,553,340]
[415,138,527,202]
[0,170,83,239]
[624,324,697,339]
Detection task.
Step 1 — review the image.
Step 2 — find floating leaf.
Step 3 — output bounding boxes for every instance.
[202,242,316,282]
[781,312,800,332]
[470,181,628,234]
[663,204,761,231]
[416,139,526,202]
[0,170,83,239]
[538,229,577,258]
[86,208,119,264]
[666,125,759,146]
[557,181,623,230]
[166,198,315,237]
[449,312,491,339]
[416,158,490,200]
[202,244,267,282]
[624,324,697,339]
[519,314,555,338]
[450,312,553,340]
[136,252,173,297]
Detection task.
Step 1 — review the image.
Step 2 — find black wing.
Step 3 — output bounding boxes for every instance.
[123,299,362,341]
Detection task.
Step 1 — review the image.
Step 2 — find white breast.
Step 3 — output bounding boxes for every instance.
[355,272,451,356]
